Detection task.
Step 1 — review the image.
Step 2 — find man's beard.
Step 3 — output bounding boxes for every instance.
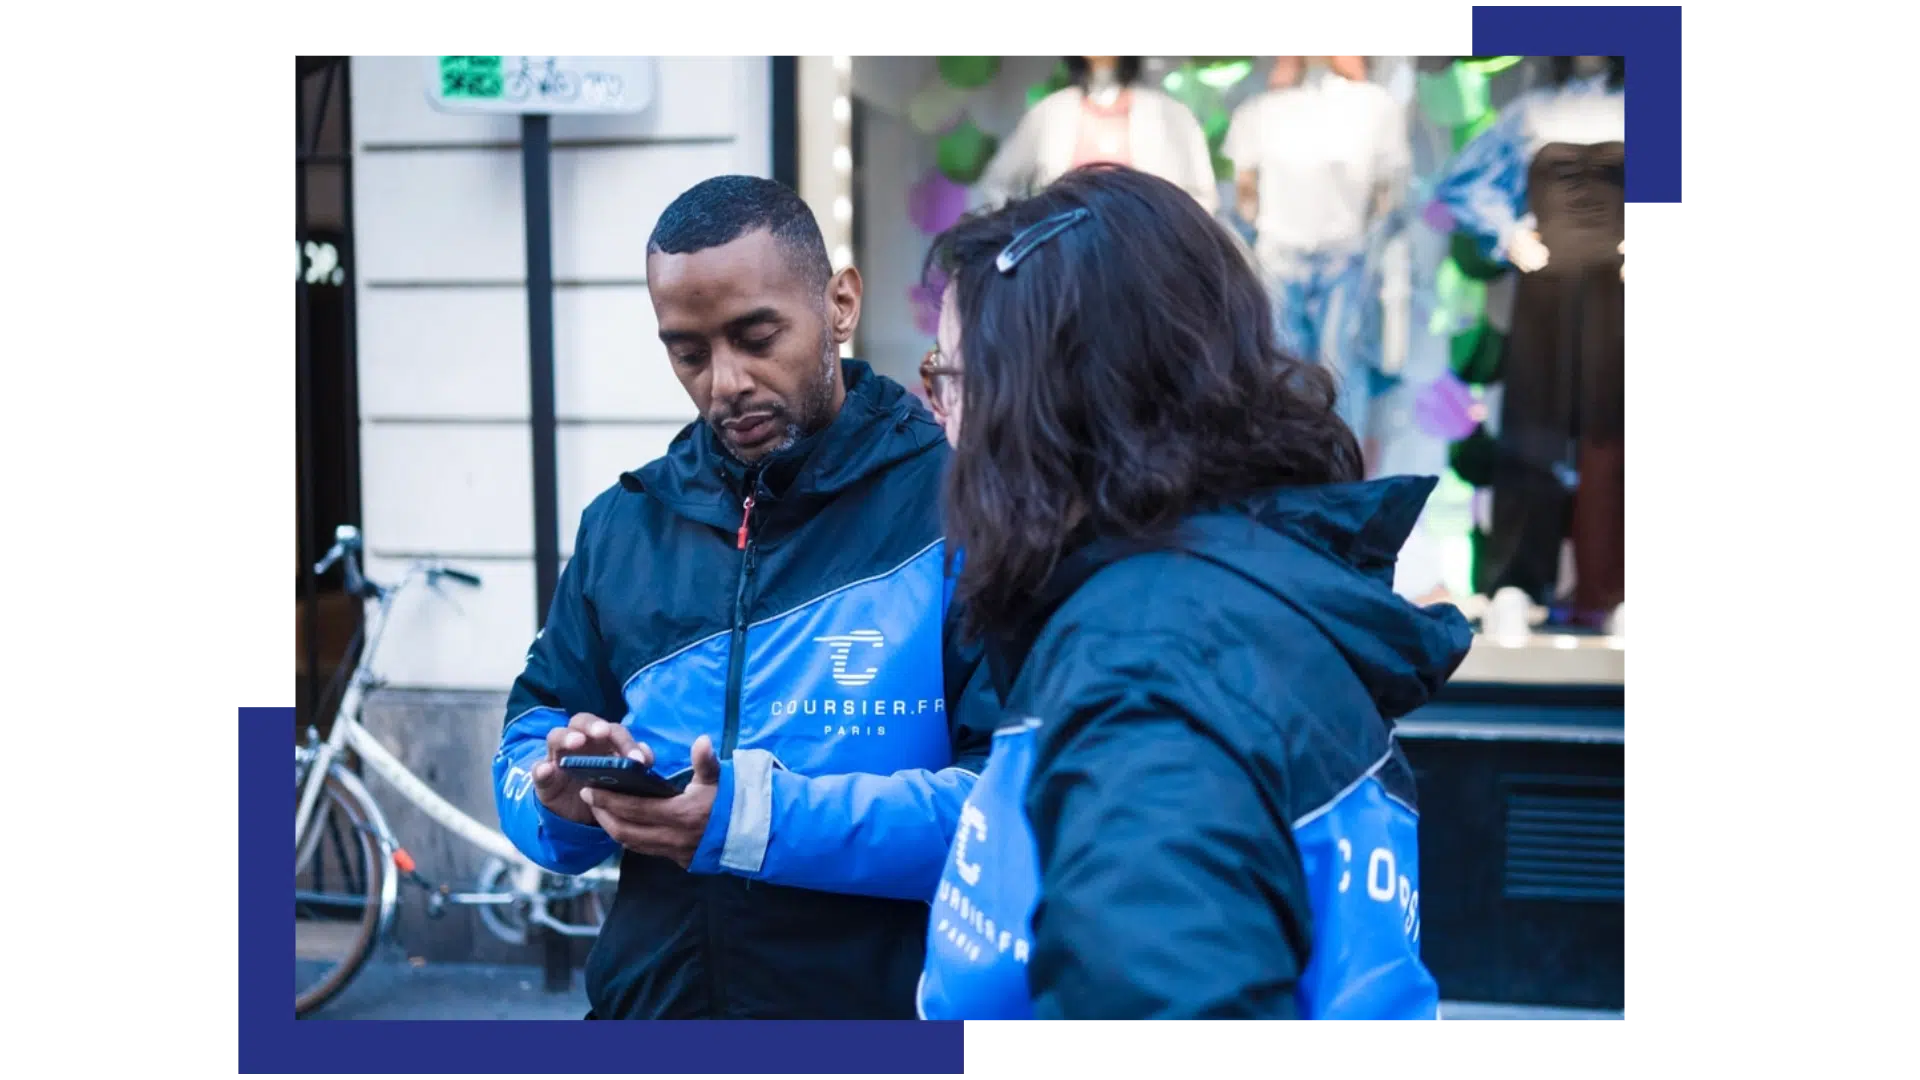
[713,330,839,464]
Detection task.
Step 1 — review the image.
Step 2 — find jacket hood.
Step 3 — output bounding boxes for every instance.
[621,359,945,533]
[1179,476,1474,719]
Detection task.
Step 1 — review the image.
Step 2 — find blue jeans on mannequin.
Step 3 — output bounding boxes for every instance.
[1264,246,1384,446]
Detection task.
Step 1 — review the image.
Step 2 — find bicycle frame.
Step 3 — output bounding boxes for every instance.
[294,563,617,890]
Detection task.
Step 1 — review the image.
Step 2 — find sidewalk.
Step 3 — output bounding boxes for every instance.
[304,953,588,1021]
[307,955,1618,1020]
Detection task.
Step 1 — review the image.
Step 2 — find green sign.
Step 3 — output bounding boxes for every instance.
[439,56,505,100]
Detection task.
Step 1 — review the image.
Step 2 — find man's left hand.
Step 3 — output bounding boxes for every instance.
[580,734,722,869]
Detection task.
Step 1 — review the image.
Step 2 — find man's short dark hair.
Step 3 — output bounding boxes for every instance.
[647,175,833,295]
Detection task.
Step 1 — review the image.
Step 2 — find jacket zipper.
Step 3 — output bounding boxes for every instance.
[721,481,759,761]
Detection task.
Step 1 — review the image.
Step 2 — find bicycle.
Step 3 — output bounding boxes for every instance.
[294,524,617,1017]
[504,57,577,104]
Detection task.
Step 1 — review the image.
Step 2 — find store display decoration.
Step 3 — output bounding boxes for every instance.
[906,52,1013,315]
[1152,56,1259,179]
[1414,55,1523,580]
[898,50,1259,330]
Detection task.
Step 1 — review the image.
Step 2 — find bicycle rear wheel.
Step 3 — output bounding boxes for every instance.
[295,767,387,1016]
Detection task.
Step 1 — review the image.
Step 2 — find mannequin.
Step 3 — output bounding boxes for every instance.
[972,57,1219,212]
[1225,56,1410,454]
[1434,55,1625,633]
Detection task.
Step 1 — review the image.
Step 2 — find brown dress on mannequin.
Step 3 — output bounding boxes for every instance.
[1484,141,1625,618]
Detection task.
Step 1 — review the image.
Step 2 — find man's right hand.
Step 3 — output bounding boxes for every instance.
[532,713,653,826]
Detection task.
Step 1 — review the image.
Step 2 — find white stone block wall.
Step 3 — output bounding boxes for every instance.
[350,57,773,691]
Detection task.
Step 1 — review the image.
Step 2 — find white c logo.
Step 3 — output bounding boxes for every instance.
[953,803,987,886]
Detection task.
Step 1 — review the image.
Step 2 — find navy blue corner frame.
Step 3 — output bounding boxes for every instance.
[244,709,964,1074]
[1473,5,1683,202]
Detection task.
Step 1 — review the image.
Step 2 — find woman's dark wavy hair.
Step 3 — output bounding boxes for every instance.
[1551,55,1625,88]
[923,164,1363,640]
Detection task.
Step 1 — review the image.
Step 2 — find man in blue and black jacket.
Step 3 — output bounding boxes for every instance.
[491,176,993,1019]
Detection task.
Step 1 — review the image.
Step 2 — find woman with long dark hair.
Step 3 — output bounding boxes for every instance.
[914,165,1472,1020]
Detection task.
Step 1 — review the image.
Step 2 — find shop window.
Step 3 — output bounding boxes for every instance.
[837,48,1620,680]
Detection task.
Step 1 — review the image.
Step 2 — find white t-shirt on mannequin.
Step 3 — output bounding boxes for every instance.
[1225,66,1409,259]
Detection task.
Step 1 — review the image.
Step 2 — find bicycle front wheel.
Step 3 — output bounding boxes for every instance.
[295,767,387,1017]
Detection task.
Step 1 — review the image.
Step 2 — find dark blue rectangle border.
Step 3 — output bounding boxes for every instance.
[1473,4,1683,202]
[245,708,965,1073]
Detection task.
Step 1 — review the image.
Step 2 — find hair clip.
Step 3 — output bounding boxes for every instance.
[996,208,1092,275]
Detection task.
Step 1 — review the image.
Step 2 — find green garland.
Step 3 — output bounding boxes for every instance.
[1164,59,1254,181]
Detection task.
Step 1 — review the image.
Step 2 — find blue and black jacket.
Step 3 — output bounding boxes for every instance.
[493,361,994,1019]
[918,476,1472,1019]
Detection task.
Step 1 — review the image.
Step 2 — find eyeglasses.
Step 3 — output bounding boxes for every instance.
[919,347,962,417]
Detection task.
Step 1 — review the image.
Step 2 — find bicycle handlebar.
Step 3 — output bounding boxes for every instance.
[312,524,485,599]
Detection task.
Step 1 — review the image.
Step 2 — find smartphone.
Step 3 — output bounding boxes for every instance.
[559,755,680,799]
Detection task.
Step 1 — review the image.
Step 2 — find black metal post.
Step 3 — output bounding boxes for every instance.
[297,62,318,736]
[338,59,363,573]
[770,57,799,190]
[520,111,569,993]
[522,113,561,627]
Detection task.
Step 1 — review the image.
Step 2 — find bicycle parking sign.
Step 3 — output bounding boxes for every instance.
[426,56,655,115]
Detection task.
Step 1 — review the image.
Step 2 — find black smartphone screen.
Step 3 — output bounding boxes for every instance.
[558,755,679,799]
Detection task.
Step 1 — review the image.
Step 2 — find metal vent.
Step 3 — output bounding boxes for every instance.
[1502,776,1624,902]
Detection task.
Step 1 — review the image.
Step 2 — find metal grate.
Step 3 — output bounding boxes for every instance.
[1502,777,1624,902]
